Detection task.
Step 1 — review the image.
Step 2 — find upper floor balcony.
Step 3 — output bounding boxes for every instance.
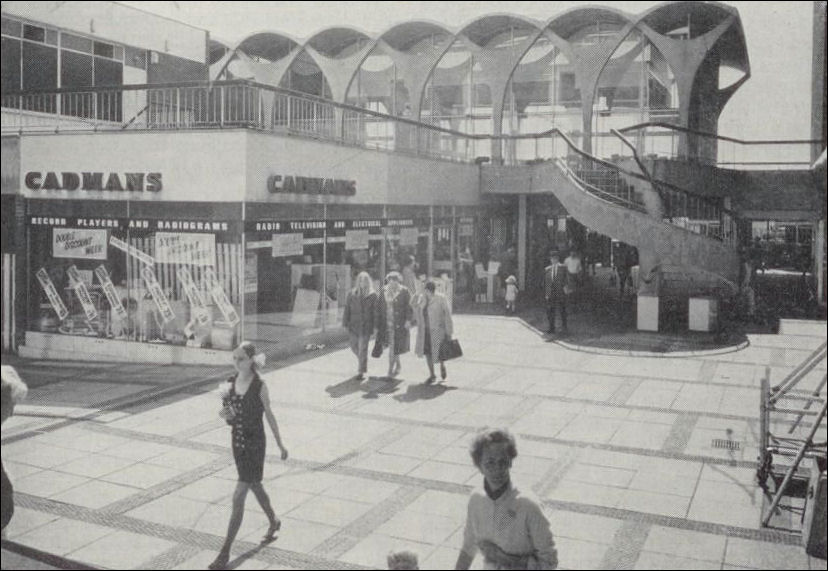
[2,80,817,173]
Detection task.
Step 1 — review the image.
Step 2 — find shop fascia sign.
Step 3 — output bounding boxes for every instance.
[24,171,162,192]
[267,175,355,196]
[29,216,231,232]
[248,218,420,233]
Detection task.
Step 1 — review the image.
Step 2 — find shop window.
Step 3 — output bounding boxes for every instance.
[28,223,243,354]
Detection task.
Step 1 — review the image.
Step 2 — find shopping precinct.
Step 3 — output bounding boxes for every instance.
[1,1,825,364]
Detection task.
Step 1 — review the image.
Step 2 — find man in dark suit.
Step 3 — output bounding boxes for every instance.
[544,251,568,335]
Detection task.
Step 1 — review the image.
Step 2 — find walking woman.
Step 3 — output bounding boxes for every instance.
[414,280,454,383]
[377,271,413,378]
[209,342,288,570]
[342,271,380,380]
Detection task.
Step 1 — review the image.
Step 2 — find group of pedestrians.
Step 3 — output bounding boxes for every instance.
[342,270,454,384]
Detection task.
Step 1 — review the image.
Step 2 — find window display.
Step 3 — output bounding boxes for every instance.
[28,218,242,352]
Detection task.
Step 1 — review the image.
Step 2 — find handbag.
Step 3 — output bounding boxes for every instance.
[439,337,463,361]
[371,338,384,358]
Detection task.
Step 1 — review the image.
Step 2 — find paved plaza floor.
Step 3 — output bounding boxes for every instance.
[2,315,826,570]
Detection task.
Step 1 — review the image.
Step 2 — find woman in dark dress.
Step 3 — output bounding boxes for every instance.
[209,342,288,570]
[377,271,413,378]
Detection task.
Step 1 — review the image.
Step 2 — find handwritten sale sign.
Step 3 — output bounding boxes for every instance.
[203,267,239,327]
[94,265,127,320]
[67,265,98,322]
[110,236,155,266]
[141,266,175,323]
[177,267,210,326]
[272,233,304,257]
[35,268,68,321]
[155,232,216,266]
[52,228,107,260]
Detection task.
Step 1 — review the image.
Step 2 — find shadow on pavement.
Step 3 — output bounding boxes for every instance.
[325,376,403,399]
[393,382,457,402]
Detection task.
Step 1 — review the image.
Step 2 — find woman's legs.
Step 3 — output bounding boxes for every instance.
[250,482,280,538]
[425,354,435,382]
[210,482,251,569]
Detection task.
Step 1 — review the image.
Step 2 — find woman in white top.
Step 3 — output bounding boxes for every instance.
[455,429,558,570]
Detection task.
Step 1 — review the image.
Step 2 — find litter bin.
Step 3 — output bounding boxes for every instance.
[689,297,719,332]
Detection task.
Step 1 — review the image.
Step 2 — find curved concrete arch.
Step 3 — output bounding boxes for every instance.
[379,20,454,51]
[546,5,634,39]
[455,13,542,47]
[304,26,372,57]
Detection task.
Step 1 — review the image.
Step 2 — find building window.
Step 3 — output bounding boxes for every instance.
[93,40,114,59]
[22,23,45,43]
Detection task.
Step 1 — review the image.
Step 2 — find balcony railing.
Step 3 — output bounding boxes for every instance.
[612,122,819,170]
[1,80,742,245]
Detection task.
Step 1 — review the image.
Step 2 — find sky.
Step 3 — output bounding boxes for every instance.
[120,1,817,142]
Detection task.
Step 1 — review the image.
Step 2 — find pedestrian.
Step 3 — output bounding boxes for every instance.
[504,275,518,314]
[209,342,289,570]
[401,256,419,298]
[543,251,568,335]
[454,428,558,570]
[1,365,28,536]
[387,550,419,570]
[564,249,581,309]
[342,271,380,380]
[414,279,454,383]
[377,271,413,378]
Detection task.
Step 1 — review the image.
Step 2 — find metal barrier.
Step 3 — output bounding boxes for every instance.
[758,342,828,527]
[614,121,819,170]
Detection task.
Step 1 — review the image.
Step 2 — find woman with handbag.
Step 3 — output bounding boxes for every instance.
[414,280,454,384]
[342,272,379,380]
[209,342,288,570]
[377,271,413,378]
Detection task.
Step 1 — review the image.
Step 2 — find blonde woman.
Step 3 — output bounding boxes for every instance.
[342,271,380,380]
[209,342,288,570]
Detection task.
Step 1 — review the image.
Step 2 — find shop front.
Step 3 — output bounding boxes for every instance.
[23,199,243,364]
[15,129,483,363]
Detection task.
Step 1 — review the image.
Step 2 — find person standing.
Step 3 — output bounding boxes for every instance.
[564,249,582,311]
[1,366,28,536]
[401,256,419,298]
[454,428,558,570]
[544,252,568,335]
[209,342,288,570]
[342,271,380,380]
[504,275,519,314]
[414,280,454,383]
[377,271,413,378]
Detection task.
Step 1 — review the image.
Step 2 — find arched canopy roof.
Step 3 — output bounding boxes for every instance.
[306,27,371,57]
[235,32,299,62]
[208,37,231,64]
[641,1,734,36]
[380,20,452,51]
[458,14,541,47]
[547,6,632,39]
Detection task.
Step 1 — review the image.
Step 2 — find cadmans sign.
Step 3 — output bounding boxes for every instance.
[25,171,162,192]
[267,175,355,196]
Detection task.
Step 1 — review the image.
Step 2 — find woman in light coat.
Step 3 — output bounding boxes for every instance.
[414,280,453,383]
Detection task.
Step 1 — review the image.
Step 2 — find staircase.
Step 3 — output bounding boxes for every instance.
[483,158,741,294]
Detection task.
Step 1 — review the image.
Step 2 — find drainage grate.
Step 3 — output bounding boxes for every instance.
[711,439,741,450]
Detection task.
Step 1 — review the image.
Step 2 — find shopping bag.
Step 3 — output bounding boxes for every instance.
[371,338,384,358]
[439,337,463,361]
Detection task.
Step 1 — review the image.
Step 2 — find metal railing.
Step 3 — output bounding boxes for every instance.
[613,121,819,170]
[2,80,740,244]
